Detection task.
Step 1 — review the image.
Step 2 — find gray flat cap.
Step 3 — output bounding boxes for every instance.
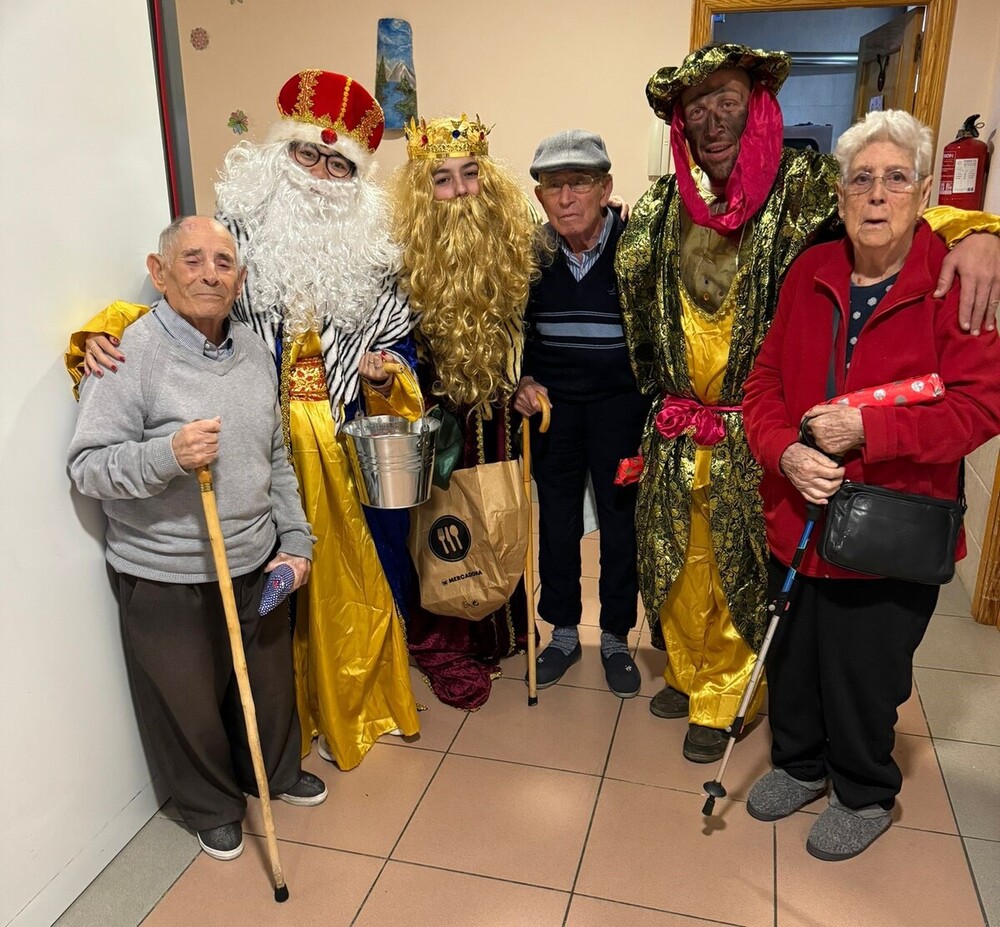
[529,129,611,180]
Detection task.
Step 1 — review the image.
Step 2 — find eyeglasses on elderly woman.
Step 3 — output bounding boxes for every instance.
[843,170,920,196]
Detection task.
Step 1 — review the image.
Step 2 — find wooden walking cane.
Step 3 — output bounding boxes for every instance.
[522,394,551,706]
[197,466,290,903]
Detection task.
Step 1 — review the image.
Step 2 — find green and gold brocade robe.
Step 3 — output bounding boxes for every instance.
[615,148,840,653]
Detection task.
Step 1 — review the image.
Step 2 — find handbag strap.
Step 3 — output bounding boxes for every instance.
[798,308,842,452]
[825,308,840,401]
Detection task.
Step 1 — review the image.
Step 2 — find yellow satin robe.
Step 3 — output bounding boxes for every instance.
[287,332,420,769]
[659,285,765,729]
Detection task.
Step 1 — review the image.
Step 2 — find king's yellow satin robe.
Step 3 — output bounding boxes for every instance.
[287,333,420,769]
[660,287,765,729]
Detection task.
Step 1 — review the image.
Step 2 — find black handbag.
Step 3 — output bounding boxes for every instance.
[810,304,964,585]
[817,481,964,584]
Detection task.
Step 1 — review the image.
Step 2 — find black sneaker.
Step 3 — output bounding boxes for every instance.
[276,771,328,806]
[528,642,582,689]
[601,650,641,698]
[197,822,244,861]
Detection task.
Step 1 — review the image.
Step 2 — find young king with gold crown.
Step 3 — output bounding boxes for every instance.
[389,113,540,710]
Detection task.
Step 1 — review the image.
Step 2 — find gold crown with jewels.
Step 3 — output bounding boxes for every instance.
[405,114,491,161]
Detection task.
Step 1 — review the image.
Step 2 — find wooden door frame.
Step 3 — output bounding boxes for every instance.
[689,0,957,140]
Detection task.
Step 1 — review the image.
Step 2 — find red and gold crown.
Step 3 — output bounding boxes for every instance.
[405,114,491,162]
[268,69,384,174]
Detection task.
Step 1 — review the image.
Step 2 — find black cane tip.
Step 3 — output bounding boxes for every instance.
[528,696,538,706]
[704,780,727,799]
[275,884,290,903]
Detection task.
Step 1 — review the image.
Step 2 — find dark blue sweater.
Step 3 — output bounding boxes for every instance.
[522,212,638,402]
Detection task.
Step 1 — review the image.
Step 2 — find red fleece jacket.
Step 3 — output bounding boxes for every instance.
[743,221,1000,579]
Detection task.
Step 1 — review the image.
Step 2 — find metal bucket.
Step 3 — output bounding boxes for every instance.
[342,414,441,509]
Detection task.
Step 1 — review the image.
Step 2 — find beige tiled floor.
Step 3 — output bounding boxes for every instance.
[57,519,1000,927]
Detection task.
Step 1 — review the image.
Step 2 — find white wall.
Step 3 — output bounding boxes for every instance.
[938,2,1000,594]
[0,3,171,925]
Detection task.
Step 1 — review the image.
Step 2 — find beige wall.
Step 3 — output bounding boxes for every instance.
[175,0,1000,212]
[176,0,692,211]
[936,0,1000,593]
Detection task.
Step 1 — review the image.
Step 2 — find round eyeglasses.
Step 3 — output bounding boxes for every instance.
[291,143,355,179]
[845,170,920,196]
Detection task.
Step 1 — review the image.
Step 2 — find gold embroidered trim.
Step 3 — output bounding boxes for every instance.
[288,355,327,402]
[292,69,321,121]
[337,76,352,123]
[279,333,293,463]
[352,105,384,150]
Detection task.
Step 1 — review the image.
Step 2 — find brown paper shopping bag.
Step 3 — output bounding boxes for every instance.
[408,459,528,620]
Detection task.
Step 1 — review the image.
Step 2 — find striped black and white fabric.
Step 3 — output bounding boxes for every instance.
[220,216,414,430]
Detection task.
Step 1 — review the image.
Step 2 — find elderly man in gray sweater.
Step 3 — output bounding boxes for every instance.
[69,216,325,861]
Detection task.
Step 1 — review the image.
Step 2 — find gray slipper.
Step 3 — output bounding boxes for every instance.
[747,768,827,822]
[806,791,892,861]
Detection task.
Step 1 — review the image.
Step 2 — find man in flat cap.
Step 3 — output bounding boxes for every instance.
[515,130,650,697]
[616,43,1000,763]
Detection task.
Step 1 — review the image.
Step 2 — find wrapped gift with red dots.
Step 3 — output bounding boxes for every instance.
[826,373,945,408]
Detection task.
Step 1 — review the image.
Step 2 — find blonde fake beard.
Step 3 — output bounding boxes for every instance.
[215,141,400,336]
[401,190,534,410]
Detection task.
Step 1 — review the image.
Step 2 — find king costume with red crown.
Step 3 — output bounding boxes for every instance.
[388,113,539,709]
[270,68,385,175]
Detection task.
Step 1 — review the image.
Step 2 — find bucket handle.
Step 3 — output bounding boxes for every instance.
[362,348,430,428]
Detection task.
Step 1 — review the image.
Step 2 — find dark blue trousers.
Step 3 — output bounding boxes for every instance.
[530,391,651,636]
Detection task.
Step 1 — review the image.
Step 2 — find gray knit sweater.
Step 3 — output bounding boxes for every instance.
[69,304,313,582]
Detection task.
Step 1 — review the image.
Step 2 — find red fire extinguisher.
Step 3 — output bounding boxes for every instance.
[938,114,989,211]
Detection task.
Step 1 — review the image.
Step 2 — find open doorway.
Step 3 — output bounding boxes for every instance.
[712,6,913,152]
[690,0,956,143]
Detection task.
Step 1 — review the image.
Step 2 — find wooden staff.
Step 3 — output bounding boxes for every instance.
[197,466,289,903]
[522,394,551,706]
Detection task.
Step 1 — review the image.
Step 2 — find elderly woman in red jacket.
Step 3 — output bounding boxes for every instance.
[742,109,1000,862]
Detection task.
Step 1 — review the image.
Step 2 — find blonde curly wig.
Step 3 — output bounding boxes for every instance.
[392,156,539,411]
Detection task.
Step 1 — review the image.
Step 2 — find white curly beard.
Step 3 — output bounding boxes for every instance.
[215,141,400,336]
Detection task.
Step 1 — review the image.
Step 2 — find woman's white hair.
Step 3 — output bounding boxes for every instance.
[834,110,934,181]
